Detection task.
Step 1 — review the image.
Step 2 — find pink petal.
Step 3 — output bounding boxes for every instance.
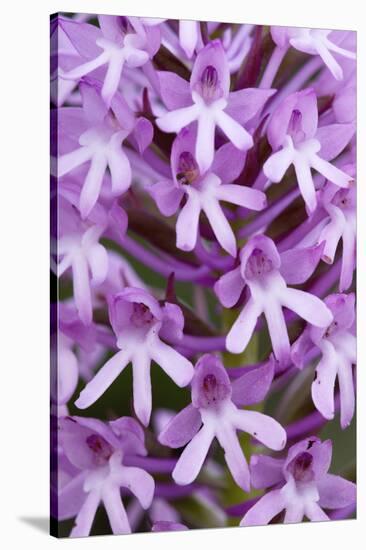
[215,184,266,211]
[173,425,215,485]
[338,361,355,429]
[318,474,356,509]
[215,110,253,151]
[216,424,250,491]
[102,485,131,534]
[80,153,108,219]
[311,343,338,420]
[263,145,294,183]
[214,267,245,308]
[156,104,199,133]
[75,348,131,409]
[226,298,262,354]
[158,405,202,448]
[132,350,152,426]
[70,490,100,538]
[263,301,290,365]
[233,410,287,451]
[148,336,194,387]
[158,71,192,109]
[231,360,274,407]
[202,197,237,256]
[176,193,201,251]
[240,489,285,526]
[72,254,92,325]
[280,288,333,327]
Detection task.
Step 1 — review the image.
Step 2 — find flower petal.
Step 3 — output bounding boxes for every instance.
[216,424,250,491]
[214,267,245,308]
[231,360,275,407]
[149,180,184,216]
[249,454,285,490]
[148,336,194,387]
[226,88,276,125]
[158,404,202,448]
[293,156,317,212]
[264,301,290,365]
[240,489,286,526]
[117,466,155,509]
[318,474,356,509]
[215,184,266,211]
[280,243,324,285]
[106,146,131,196]
[233,410,287,451]
[132,349,152,426]
[311,343,338,420]
[280,288,333,327]
[226,298,262,354]
[156,104,199,133]
[72,254,92,325]
[173,424,215,485]
[211,142,246,183]
[316,123,355,161]
[102,485,131,534]
[176,193,201,251]
[215,110,253,151]
[75,348,131,409]
[338,361,355,429]
[305,502,329,522]
[80,153,108,219]
[311,155,352,189]
[158,71,192,109]
[263,144,294,183]
[202,196,237,256]
[70,490,100,538]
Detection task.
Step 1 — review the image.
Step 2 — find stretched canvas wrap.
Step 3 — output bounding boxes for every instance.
[50,13,357,539]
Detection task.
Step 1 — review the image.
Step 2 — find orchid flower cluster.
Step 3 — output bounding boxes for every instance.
[50,13,356,538]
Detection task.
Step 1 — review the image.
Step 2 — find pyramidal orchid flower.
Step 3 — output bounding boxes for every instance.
[271,27,356,80]
[159,355,286,491]
[58,416,154,537]
[54,78,152,219]
[292,293,356,429]
[297,166,356,291]
[58,15,160,106]
[263,88,354,212]
[57,194,109,325]
[215,235,333,365]
[241,436,356,525]
[156,40,275,172]
[149,126,267,256]
[75,287,194,426]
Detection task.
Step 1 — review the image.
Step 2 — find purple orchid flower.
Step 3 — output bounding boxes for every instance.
[159,354,286,491]
[58,15,160,106]
[292,293,356,429]
[271,27,356,80]
[241,436,356,525]
[297,166,356,292]
[156,40,275,172]
[56,194,109,325]
[263,88,354,212]
[57,415,154,537]
[215,234,333,365]
[149,126,266,256]
[54,78,152,219]
[75,287,194,426]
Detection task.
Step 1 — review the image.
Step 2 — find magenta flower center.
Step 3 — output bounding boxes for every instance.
[199,65,222,102]
[86,434,114,466]
[130,302,155,328]
[245,248,274,279]
[177,151,200,185]
[200,373,230,407]
[288,451,314,482]
[288,109,306,144]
